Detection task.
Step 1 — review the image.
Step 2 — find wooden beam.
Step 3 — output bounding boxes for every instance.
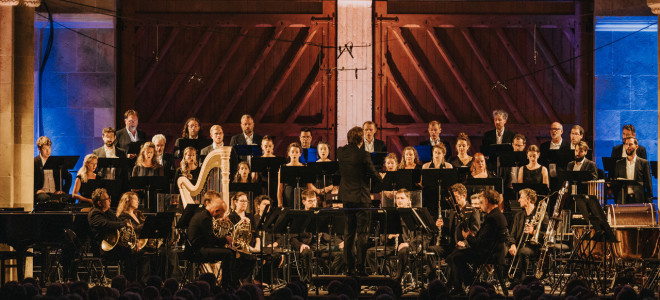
[187,27,249,119]
[460,28,527,124]
[219,25,286,123]
[135,1,324,14]
[254,28,319,122]
[133,14,320,27]
[392,15,577,30]
[495,28,560,123]
[388,79,424,123]
[136,27,181,96]
[386,1,576,15]
[389,136,404,155]
[286,81,321,124]
[390,27,458,123]
[426,28,489,123]
[149,28,214,122]
[384,50,424,123]
[529,28,575,94]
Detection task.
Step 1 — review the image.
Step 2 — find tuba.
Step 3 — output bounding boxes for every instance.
[178,147,232,209]
[535,181,570,278]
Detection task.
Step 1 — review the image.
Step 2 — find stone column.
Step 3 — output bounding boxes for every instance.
[0,7,15,208]
[647,0,660,199]
[336,0,373,146]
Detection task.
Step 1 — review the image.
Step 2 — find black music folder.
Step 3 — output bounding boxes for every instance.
[370,152,388,170]
[140,212,175,239]
[178,138,213,153]
[466,177,504,194]
[126,141,146,155]
[234,144,263,157]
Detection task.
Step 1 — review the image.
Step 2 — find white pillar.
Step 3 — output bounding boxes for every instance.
[336,0,373,146]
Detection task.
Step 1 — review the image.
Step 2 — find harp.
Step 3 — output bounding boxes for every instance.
[177,146,232,209]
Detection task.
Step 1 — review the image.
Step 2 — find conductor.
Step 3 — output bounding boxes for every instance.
[337,126,382,276]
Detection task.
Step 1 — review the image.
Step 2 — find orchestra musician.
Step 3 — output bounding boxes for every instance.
[446,189,508,295]
[430,183,481,258]
[226,192,257,284]
[507,188,547,280]
[361,121,387,153]
[611,124,647,159]
[72,154,98,205]
[116,191,151,283]
[420,121,452,159]
[448,133,473,168]
[567,141,598,180]
[132,142,165,177]
[34,136,73,205]
[614,137,653,203]
[116,110,146,159]
[88,188,138,281]
[517,145,549,188]
[187,190,237,289]
[337,126,382,276]
[290,190,344,280]
[367,189,420,280]
[174,117,203,159]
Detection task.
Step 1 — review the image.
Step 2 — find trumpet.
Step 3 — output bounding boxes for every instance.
[508,196,549,279]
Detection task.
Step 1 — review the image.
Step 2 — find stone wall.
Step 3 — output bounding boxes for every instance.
[34,14,115,185]
[594,16,658,199]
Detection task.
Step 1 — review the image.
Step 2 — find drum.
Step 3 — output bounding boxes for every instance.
[608,204,656,226]
[572,225,660,260]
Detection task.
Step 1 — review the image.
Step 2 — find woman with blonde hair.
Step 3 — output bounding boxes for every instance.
[116,191,150,282]
[176,146,200,182]
[72,154,98,204]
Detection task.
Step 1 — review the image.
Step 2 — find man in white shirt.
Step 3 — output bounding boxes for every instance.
[569,125,584,150]
[610,124,648,159]
[201,125,225,155]
[360,121,387,153]
[540,122,570,173]
[153,134,174,181]
[92,127,127,179]
[230,114,263,147]
[34,136,72,205]
[115,110,146,159]
[614,137,653,203]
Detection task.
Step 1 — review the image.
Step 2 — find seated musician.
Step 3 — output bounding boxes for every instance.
[132,142,165,177]
[187,190,236,289]
[291,190,344,279]
[430,183,481,258]
[367,189,421,280]
[226,192,257,284]
[116,191,151,283]
[566,141,598,180]
[87,188,139,281]
[174,117,202,159]
[449,133,473,168]
[72,154,98,205]
[446,189,509,295]
[469,153,495,179]
[175,147,201,190]
[507,188,547,280]
[34,136,73,205]
[517,145,549,188]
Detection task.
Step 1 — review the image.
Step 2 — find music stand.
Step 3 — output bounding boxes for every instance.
[391,169,422,191]
[130,176,168,212]
[421,169,458,217]
[273,209,313,282]
[311,209,347,266]
[558,170,593,196]
[499,151,528,168]
[307,161,339,194]
[43,156,79,192]
[234,145,262,159]
[97,157,130,180]
[280,166,315,209]
[466,178,503,194]
[609,178,642,204]
[178,138,213,154]
[414,145,432,163]
[301,148,318,164]
[251,157,286,198]
[601,157,617,178]
[125,141,145,156]
[139,212,175,240]
[512,183,550,197]
[371,207,403,274]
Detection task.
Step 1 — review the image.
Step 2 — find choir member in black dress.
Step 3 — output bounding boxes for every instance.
[132,142,165,177]
[399,146,422,170]
[175,147,201,187]
[311,141,335,196]
[72,154,98,205]
[423,144,453,169]
[517,145,549,187]
[449,133,473,168]
[469,153,494,179]
[277,142,305,208]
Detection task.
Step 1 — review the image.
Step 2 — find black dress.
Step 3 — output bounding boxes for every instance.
[449,156,473,168]
[521,166,543,184]
[132,165,165,177]
[76,175,97,200]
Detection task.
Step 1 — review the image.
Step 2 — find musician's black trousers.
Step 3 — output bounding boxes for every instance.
[343,202,371,273]
[512,246,535,280]
[199,247,234,286]
[446,247,485,288]
[366,245,409,278]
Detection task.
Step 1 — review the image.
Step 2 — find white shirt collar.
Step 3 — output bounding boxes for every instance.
[126,127,138,142]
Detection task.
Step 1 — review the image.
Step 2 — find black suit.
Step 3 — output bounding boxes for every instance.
[420,139,452,159]
[482,128,515,149]
[447,207,508,287]
[92,146,127,159]
[115,127,147,154]
[187,209,235,286]
[337,143,382,273]
[566,158,598,181]
[229,133,263,147]
[360,138,387,153]
[611,144,647,160]
[540,140,571,168]
[614,157,653,203]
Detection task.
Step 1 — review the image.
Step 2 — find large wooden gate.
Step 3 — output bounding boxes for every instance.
[117,1,337,156]
[373,1,593,154]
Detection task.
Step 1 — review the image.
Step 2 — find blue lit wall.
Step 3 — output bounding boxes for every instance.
[594,16,658,202]
[33,18,116,192]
